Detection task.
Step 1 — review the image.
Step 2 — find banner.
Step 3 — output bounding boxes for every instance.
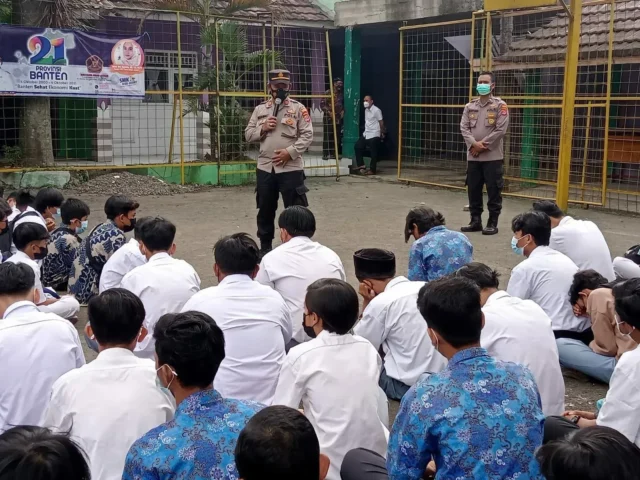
[0,26,146,99]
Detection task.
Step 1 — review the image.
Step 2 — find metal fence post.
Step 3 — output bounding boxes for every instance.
[177,12,186,185]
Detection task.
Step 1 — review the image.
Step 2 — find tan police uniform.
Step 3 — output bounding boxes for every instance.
[459,95,510,233]
[244,69,314,252]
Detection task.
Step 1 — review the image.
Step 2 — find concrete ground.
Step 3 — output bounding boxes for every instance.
[69,174,635,420]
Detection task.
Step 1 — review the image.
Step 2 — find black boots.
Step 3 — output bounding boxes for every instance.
[259,241,272,260]
[461,216,483,233]
[482,215,499,236]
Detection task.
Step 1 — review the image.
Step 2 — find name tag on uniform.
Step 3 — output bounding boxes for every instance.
[287,109,295,114]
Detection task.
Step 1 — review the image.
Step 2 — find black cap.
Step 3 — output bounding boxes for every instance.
[353,248,396,281]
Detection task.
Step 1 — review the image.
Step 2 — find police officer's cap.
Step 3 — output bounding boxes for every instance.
[269,69,291,85]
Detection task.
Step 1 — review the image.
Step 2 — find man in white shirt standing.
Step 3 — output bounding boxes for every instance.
[532,200,615,281]
[456,262,565,416]
[45,288,175,480]
[121,217,201,359]
[181,233,292,404]
[354,95,385,175]
[99,216,148,293]
[353,248,446,401]
[257,206,345,349]
[507,211,591,344]
[0,262,85,432]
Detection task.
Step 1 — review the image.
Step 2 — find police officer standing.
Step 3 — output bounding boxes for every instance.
[460,71,509,236]
[245,69,314,256]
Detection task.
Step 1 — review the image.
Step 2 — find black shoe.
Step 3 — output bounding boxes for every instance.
[461,216,483,233]
[259,242,272,260]
[482,216,499,236]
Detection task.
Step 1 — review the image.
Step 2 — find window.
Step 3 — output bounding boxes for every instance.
[143,50,197,104]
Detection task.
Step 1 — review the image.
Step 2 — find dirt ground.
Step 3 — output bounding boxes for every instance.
[68,174,635,419]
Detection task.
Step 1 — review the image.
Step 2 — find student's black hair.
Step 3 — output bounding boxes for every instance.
[536,426,640,480]
[138,217,176,252]
[417,276,483,347]
[235,406,320,480]
[60,198,91,225]
[569,270,608,306]
[7,191,17,202]
[0,262,35,295]
[478,71,495,83]
[305,278,359,335]
[15,189,35,210]
[214,233,259,276]
[455,262,500,290]
[13,222,49,251]
[34,188,64,214]
[88,288,146,346]
[404,207,446,242]
[511,211,551,246]
[0,199,11,221]
[613,278,640,330]
[104,195,139,220]
[0,425,91,480]
[532,200,565,219]
[278,206,316,238]
[154,311,225,389]
[133,216,150,241]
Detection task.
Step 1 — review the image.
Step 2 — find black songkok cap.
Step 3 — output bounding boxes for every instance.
[353,248,396,280]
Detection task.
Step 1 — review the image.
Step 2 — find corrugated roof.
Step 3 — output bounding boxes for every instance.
[495,1,640,66]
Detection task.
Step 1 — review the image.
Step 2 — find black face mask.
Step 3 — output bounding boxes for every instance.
[0,224,8,235]
[122,217,136,233]
[275,88,289,102]
[302,315,317,339]
[33,246,47,260]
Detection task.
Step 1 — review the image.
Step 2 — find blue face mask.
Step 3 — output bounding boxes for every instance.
[54,208,61,217]
[511,236,526,256]
[477,83,492,96]
[76,220,89,235]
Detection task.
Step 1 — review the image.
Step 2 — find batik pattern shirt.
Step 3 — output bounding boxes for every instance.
[41,226,81,288]
[123,389,263,480]
[407,226,473,282]
[68,221,125,304]
[387,347,544,480]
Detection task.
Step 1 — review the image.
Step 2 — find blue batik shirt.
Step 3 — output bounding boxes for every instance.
[387,347,545,480]
[123,389,263,480]
[407,226,473,282]
[41,226,81,288]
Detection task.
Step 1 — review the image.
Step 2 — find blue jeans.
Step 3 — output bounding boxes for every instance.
[379,367,411,401]
[556,338,616,384]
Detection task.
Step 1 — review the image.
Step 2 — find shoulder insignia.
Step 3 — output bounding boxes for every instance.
[500,104,509,116]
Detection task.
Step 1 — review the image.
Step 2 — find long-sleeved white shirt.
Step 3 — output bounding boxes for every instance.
[99,237,147,292]
[507,246,589,332]
[355,276,447,386]
[613,256,640,280]
[256,236,345,343]
[550,216,615,281]
[181,274,292,404]
[0,301,85,432]
[121,252,200,359]
[273,331,388,480]
[5,250,46,305]
[44,348,175,480]
[9,207,48,256]
[481,290,565,416]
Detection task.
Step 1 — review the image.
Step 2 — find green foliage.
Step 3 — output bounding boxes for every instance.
[2,145,23,162]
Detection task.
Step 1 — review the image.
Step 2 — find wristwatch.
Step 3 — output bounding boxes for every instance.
[570,415,581,425]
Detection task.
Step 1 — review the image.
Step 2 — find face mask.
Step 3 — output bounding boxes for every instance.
[121,217,136,233]
[76,220,89,235]
[363,101,370,109]
[477,84,492,96]
[616,316,636,338]
[275,88,289,102]
[428,328,439,352]
[511,236,526,256]
[302,313,317,339]
[33,246,47,260]
[156,365,177,396]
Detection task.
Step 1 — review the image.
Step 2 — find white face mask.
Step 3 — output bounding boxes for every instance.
[363,101,370,108]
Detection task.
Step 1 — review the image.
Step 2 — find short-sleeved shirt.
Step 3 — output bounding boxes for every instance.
[407,226,473,282]
[42,226,81,288]
[364,105,383,139]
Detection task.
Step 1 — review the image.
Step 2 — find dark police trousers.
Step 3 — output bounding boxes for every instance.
[467,159,504,217]
[355,136,382,174]
[256,168,309,242]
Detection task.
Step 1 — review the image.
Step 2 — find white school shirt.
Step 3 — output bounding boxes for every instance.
[597,345,640,447]
[5,251,46,306]
[256,236,346,343]
[99,237,147,292]
[44,348,175,480]
[481,290,565,416]
[9,207,48,256]
[550,216,615,281]
[181,274,292,404]
[121,252,201,359]
[273,331,388,480]
[0,301,85,432]
[364,104,383,139]
[507,246,589,332]
[355,276,447,386]
[613,256,640,280]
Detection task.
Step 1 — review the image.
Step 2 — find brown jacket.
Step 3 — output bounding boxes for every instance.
[588,288,637,359]
[460,96,509,162]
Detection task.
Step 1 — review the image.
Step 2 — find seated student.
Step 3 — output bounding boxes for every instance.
[456,262,565,415]
[44,288,175,480]
[69,195,139,304]
[613,244,640,280]
[0,426,90,480]
[353,248,447,401]
[181,233,291,404]
[121,217,200,359]
[257,206,345,348]
[41,198,90,291]
[341,276,545,480]
[235,405,330,480]
[533,200,615,281]
[33,187,65,233]
[404,207,473,282]
[537,426,640,480]
[273,279,388,480]
[0,198,13,261]
[99,216,148,292]
[123,311,263,480]
[6,191,19,217]
[563,270,636,383]
[0,263,85,433]
[544,278,640,447]
[507,211,591,343]
[8,223,80,320]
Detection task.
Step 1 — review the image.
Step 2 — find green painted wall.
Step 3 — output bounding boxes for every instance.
[343,27,361,163]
